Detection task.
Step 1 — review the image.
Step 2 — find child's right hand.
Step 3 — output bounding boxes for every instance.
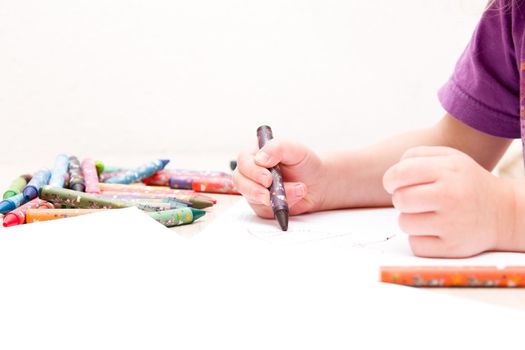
[233,139,327,219]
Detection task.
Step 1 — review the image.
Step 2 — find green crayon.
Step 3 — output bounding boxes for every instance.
[94,161,105,175]
[39,186,158,211]
[148,207,205,227]
[3,174,31,200]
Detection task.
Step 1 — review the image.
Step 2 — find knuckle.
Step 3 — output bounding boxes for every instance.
[391,191,403,209]
[397,213,412,233]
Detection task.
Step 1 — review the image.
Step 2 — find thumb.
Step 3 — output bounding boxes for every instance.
[283,182,308,207]
[254,139,308,168]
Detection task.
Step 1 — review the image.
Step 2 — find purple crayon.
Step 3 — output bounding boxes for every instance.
[68,156,86,192]
[23,168,51,200]
[257,125,289,231]
[105,159,170,184]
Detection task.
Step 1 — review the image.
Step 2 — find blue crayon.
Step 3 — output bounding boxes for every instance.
[0,193,28,214]
[105,159,170,184]
[23,168,51,200]
[49,154,70,188]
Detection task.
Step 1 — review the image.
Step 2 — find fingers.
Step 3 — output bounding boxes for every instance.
[408,236,450,258]
[245,182,308,219]
[391,183,440,213]
[233,168,271,206]
[236,149,273,188]
[398,212,440,236]
[254,139,309,168]
[383,157,446,194]
[384,146,465,194]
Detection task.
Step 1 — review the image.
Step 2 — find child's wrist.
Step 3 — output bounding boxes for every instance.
[494,178,523,252]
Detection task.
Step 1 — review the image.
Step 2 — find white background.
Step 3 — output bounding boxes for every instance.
[0,0,487,172]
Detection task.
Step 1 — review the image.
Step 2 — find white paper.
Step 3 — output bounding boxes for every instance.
[0,204,523,349]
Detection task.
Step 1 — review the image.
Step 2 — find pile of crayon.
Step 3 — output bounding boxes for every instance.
[0,155,240,228]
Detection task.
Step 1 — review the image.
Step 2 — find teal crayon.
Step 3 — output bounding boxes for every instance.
[23,168,51,200]
[49,154,70,188]
[39,186,159,211]
[105,159,170,184]
[0,193,28,214]
[149,207,205,227]
[3,174,32,199]
[101,166,128,174]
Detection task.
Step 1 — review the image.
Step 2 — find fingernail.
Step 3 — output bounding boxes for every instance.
[254,151,269,164]
[294,184,306,198]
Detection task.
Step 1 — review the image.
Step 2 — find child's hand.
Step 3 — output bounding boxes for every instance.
[233,140,327,219]
[383,146,515,258]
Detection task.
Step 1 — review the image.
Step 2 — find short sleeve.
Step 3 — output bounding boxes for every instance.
[438,1,520,138]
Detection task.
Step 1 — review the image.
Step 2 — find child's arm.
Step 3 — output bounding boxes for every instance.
[234,113,517,257]
[322,113,511,210]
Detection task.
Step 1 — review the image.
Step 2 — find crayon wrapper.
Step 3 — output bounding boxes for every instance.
[380,266,525,287]
[3,177,28,199]
[149,208,194,227]
[81,159,101,193]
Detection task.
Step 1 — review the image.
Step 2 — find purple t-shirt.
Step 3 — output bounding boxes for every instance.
[438,0,524,139]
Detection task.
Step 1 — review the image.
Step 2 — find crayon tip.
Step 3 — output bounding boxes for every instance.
[159,159,170,168]
[230,160,237,171]
[21,174,33,182]
[190,198,214,209]
[191,208,206,221]
[23,187,38,201]
[3,191,17,200]
[71,184,86,192]
[0,200,15,215]
[2,214,19,227]
[275,209,288,231]
[94,161,105,175]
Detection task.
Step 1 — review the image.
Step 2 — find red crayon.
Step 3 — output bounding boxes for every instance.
[98,183,217,204]
[3,198,55,227]
[191,178,240,195]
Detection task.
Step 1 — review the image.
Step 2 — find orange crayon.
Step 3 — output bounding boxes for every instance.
[380,265,525,288]
[25,208,106,223]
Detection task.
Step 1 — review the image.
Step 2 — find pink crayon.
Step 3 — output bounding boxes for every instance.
[143,170,230,186]
[3,198,55,227]
[81,158,100,193]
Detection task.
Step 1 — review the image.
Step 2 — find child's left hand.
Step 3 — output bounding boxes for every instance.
[382,146,516,258]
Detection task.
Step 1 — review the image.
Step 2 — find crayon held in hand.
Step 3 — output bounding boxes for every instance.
[257,125,289,231]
